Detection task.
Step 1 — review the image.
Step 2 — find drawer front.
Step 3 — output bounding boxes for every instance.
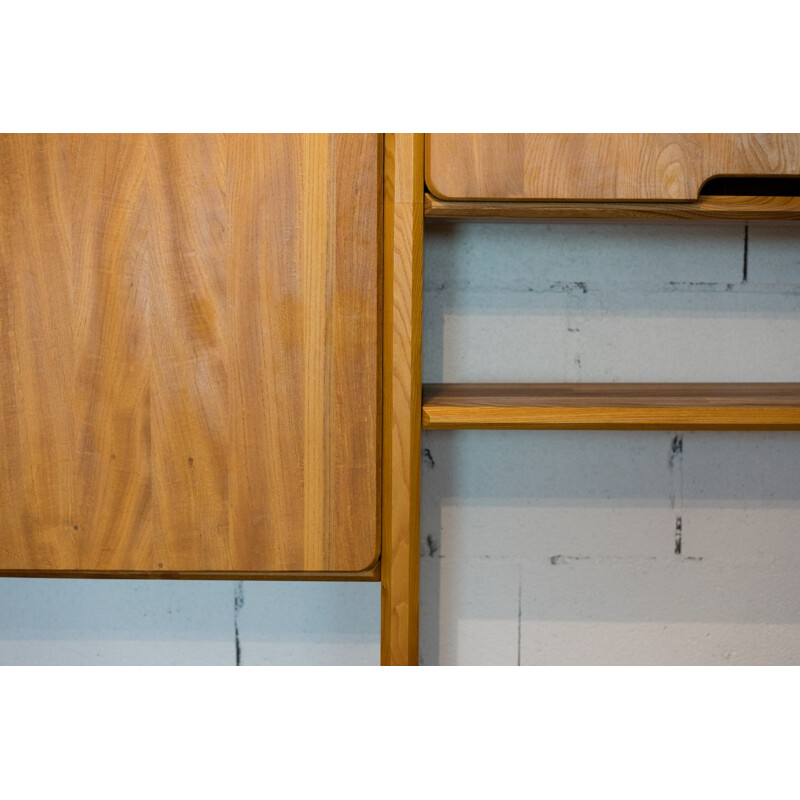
[0,134,381,575]
[426,133,800,201]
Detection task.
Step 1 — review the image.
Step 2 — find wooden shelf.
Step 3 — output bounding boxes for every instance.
[424,194,800,221]
[422,384,800,430]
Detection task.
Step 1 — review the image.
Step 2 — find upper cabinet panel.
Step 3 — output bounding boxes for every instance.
[426,134,800,201]
[0,134,381,575]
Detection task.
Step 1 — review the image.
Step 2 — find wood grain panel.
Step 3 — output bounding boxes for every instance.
[0,134,380,574]
[0,135,75,569]
[426,134,800,201]
[423,383,800,430]
[149,134,229,571]
[381,133,424,665]
[70,134,152,570]
[227,134,308,572]
[330,134,384,571]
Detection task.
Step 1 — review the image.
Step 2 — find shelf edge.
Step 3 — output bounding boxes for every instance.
[424,194,800,221]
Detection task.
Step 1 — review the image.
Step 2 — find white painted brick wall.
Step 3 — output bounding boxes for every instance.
[0,220,798,665]
[420,220,800,665]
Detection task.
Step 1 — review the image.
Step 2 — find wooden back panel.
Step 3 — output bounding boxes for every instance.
[426,134,800,201]
[0,134,380,574]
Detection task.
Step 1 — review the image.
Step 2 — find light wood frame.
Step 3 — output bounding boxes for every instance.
[401,133,800,666]
[380,134,425,665]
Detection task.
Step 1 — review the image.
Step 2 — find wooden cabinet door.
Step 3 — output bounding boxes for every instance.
[426,133,800,201]
[0,134,380,575]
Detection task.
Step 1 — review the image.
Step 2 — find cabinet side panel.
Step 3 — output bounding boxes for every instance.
[381,133,424,665]
[0,133,380,574]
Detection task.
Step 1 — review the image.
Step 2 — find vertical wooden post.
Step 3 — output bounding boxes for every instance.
[381,133,424,665]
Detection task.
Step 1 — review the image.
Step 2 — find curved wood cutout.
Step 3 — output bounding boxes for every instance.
[426,134,800,201]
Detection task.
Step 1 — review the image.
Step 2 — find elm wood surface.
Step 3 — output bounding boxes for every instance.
[424,194,800,220]
[381,133,424,666]
[0,133,381,575]
[426,134,800,201]
[423,384,800,430]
